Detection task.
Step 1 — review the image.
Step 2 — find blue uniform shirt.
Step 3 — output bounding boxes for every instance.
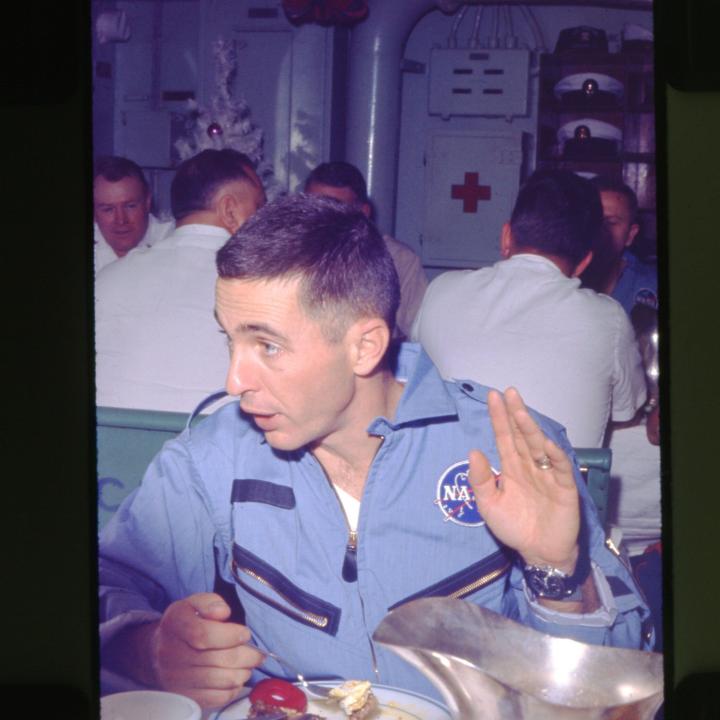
[99,344,651,697]
[613,251,658,315]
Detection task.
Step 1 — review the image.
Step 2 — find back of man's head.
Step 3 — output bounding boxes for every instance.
[217,193,399,341]
[170,149,259,222]
[94,155,149,195]
[510,169,603,267]
[304,161,368,204]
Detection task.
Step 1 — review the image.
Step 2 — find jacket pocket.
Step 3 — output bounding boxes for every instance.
[388,548,512,611]
[231,543,341,636]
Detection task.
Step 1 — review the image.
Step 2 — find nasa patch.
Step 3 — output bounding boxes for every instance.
[435,460,498,527]
[634,287,658,310]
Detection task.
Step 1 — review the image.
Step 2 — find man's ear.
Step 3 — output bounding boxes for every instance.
[347,317,391,377]
[626,223,640,248]
[360,202,372,219]
[216,191,244,233]
[143,191,153,213]
[500,222,513,258]
[572,250,594,278]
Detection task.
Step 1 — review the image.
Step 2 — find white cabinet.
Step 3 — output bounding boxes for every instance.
[422,131,525,268]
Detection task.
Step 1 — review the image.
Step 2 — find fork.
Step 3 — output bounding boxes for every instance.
[213,647,341,719]
[260,648,338,700]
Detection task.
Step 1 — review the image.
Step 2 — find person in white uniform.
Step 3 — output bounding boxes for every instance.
[93,155,174,273]
[303,161,428,341]
[95,149,266,413]
[412,169,646,449]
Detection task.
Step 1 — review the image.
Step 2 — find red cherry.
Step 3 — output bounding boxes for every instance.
[249,678,308,712]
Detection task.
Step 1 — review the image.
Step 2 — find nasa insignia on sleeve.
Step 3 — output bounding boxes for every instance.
[435,460,497,527]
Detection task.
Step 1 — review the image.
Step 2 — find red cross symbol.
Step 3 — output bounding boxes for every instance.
[451,172,492,213]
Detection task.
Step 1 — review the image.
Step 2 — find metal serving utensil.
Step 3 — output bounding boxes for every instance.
[373,597,664,720]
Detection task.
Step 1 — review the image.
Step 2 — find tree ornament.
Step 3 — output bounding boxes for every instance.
[282,0,368,26]
[207,123,224,138]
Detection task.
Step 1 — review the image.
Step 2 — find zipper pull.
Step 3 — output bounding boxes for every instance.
[342,530,358,583]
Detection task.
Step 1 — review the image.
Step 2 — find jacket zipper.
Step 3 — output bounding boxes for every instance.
[313,438,385,679]
[232,560,330,629]
[447,561,511,599]
[312,455,363,583]
[342,529,359,582]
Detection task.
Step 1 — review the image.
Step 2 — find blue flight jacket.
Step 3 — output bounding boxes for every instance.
[613,250,658,315]
[99,344,651,698]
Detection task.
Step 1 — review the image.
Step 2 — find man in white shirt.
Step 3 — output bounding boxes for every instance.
[93,155,174,273]
[95,149,266,413]
[303,161,428,340]
[412,169,646,448]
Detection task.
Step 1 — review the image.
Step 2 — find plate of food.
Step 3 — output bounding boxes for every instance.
[211,679,451,720]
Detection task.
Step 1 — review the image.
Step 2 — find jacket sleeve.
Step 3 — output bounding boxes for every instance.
[98,433,221,646]
[508,421,654,651]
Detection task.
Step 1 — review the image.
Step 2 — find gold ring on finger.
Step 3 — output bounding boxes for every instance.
[535,454,553,470]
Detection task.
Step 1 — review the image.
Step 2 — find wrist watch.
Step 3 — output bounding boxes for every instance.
[643,396,659,414]
[523,563,587,601]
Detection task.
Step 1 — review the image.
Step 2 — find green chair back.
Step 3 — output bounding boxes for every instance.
[573,447,612,530]
[96,406,191,530]
[96,408,612,536]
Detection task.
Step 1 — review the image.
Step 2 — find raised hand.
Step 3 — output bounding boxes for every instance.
[468,388,580,574]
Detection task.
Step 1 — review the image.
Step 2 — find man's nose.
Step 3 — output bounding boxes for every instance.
[225,350,255,397]
[114,206,129,225]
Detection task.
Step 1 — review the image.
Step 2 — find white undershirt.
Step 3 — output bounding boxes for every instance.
[333,484,360,531]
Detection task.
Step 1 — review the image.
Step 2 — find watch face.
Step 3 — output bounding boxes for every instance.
[526,567,574,599]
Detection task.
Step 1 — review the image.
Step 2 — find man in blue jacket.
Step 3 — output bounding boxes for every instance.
[582,175,658,314]
[99,193,651,710]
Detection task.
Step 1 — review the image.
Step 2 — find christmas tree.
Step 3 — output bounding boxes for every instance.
[174,38,280,198]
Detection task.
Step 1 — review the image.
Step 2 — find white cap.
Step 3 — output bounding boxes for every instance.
[557,118,622,152]
[554,73,624,101]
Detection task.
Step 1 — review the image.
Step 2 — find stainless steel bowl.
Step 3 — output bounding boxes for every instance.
[373,597,663,719]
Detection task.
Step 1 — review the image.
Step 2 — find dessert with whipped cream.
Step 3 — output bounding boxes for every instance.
[328,680,379,719]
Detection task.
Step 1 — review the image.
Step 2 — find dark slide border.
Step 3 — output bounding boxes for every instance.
[1,2,718,717]
[658,0,720,91]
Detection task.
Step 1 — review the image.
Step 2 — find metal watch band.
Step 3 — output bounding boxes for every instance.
[522,555,590,601]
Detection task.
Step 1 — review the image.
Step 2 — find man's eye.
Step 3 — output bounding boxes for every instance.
[262,342,280,357]
[125,203,139,209]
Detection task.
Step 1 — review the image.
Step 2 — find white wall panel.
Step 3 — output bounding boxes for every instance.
[423,131,524,267]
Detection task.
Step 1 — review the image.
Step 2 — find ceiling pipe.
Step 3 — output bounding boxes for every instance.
[345,0,652,233]
[439,0,652,8]
[345,0,438,233]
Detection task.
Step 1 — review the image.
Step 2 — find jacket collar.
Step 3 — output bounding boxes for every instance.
[367,343,457,435]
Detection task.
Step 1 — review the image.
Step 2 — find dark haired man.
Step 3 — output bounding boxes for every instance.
[95,149,265,412]
[93,155,174,272]
[413,169,646,448]
[304,161,428,340]
[581,176,658,314]
[585,178,662,650]
[99,193,651,710]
